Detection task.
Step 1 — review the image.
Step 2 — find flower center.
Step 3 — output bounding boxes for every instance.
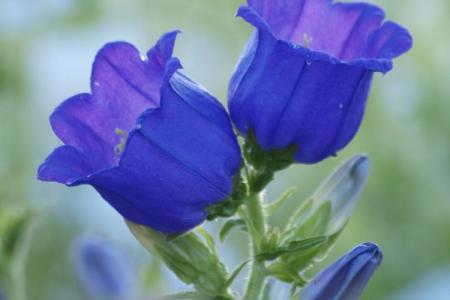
[303,33,313,49]
[114,128,128,156]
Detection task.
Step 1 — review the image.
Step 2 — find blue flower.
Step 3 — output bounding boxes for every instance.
[38,31,242,233]
[301,242,382,300]
[72,234,136,300]
[229,0,413,163]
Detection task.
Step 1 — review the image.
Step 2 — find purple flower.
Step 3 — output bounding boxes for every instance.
[302,242,382,300]
[72,234,136,300]
[229,0,413,163]
[38,31,241,233]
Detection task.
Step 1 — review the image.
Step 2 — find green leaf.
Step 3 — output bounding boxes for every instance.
[288,202,332,240]
[219,219,247,242]
[161,291,203,299]
[153,244,197,283]
[267,262,307,286]
[127,221,229,297]
[196,227,216,254]
[280,231,342,271]
[267,187,298,215]
[225,260,249,288]
[0,211,30,259]
[256,236,328,261]
[288,154,370,237]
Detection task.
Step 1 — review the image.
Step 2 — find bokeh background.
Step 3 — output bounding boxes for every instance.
[1,0,449,299]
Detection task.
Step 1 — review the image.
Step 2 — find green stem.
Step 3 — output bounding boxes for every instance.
[242,193,267,300]
[9,263,26,300]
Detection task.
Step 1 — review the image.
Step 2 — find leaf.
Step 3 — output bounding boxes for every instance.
[280,231,344,271]
[161,291,203,299]
[293,202,332,239]
[267,262,307,286]
[219,219,247,242]
[267,187,298,215]
[196,227,216,254]
[1,212,30,258]
[225,260,249,288]
[256,236,328,261]
[153,244,197,284]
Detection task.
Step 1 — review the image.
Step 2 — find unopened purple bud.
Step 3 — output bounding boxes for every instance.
[302,242,382,300]
[72,234,136,300]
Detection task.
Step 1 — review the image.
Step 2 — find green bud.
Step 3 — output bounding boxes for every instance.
[286,154,370,239]
[260,227,281,258]
[278,155,370,271]
[126,221,232,299]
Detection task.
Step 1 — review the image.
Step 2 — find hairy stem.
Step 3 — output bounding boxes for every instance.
[242,193,267,300]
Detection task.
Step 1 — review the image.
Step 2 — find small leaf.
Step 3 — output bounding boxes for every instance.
[127,221,229,296]
[267,262,307,286]
[267,187,297,215]
[219,219,247,242]
[225,260,249,288]
[196,227,216,254]
[288,202,332,240]
[1,212,30,258]
[161,291,203,299]
[257,236,328,261]
[295,155,370,233]
[154,244,197,283]
[280,232,343,271]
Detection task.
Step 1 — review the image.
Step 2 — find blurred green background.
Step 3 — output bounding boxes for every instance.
[0,0,449,299]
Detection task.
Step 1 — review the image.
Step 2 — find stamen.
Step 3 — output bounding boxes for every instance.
[114,128,128,156]
[303,33,313,48]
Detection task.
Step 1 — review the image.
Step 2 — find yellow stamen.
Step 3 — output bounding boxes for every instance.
[303,33,313,48]
[114,128,128,156]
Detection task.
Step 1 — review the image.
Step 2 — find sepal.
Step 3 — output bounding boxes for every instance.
[244,131,297,193]
[206,172,247,220]
[126,221,233,299]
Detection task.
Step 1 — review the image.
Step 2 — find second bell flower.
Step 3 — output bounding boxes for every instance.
[229,0,412,163]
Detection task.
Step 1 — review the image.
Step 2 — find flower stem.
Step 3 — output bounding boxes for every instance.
[242,193,267,300]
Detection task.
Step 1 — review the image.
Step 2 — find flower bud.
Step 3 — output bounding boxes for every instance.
[287,154,370,239]
[72,234,136,300]
[302,242,382,300]
[280,155,370,271]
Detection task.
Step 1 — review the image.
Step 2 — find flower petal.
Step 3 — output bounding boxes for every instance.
[246,0,412,61]
[366,21,413,59]
[50,32,180,171]
[76,73,241,233]
[37,145,92,185]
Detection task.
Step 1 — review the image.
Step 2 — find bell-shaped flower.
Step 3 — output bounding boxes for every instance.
[38,31,242,233]
[302,242,382,300]
[229,0,413,163]
[72,234,137,300]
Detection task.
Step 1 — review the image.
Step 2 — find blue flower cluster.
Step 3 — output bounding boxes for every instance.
[38,0,411,234]
[38,1,411,297]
